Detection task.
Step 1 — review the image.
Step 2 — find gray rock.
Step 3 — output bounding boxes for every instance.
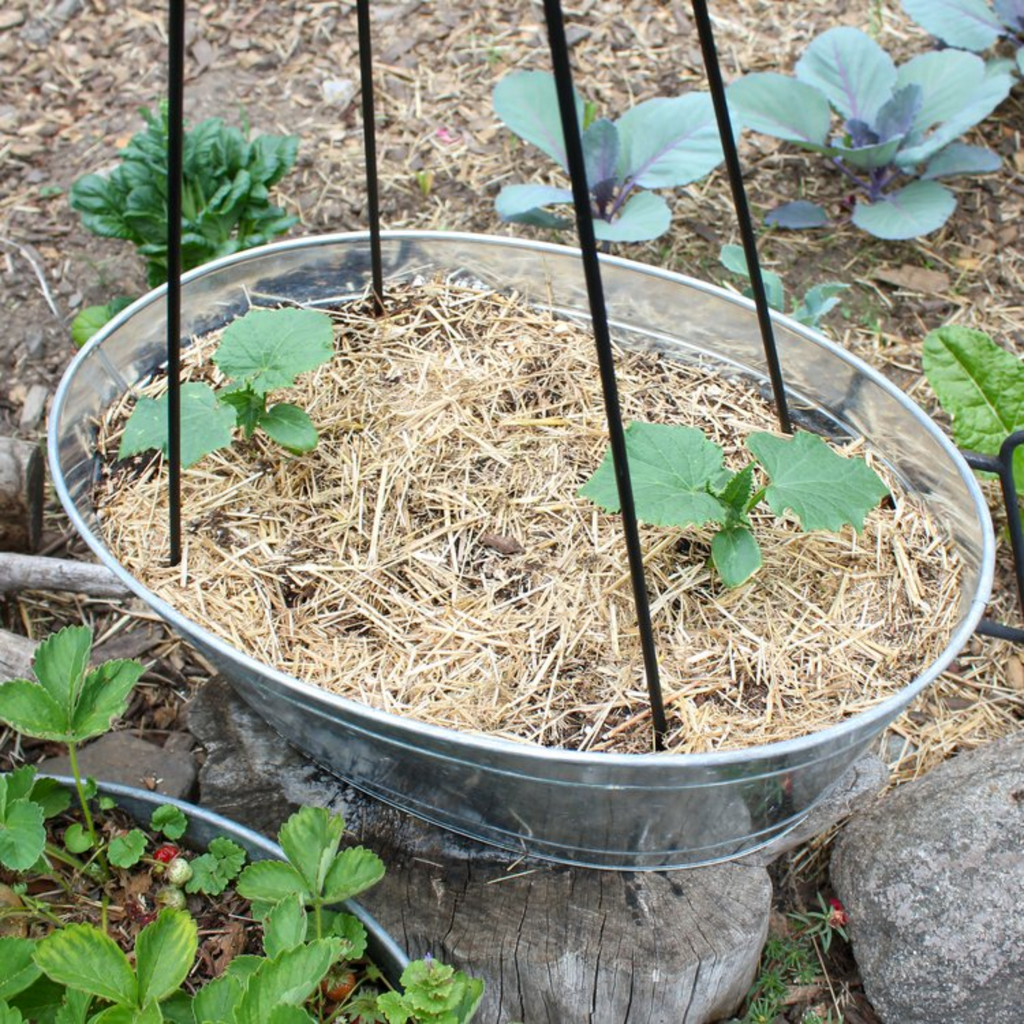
[190,676,772,1024]
[39,730,197,800]
[831,732,1024,1024]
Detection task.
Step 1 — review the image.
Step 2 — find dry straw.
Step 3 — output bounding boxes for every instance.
[96,280,962,754]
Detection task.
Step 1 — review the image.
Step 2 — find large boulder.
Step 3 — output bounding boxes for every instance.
[831,732,1024,1024]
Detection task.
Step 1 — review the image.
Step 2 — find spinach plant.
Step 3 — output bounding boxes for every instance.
[580,423,888,587]
[726,27,1013,239]
[902,0,1024,74]
[493,70,726,242]
[118,306,335,468]
[922,324,1024,491]
[719,244,849,331]
[69,104,299,343]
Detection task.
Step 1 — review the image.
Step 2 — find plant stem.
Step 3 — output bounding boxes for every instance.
[829,157,869,195]
[67,742,109,879]
[606,177,638,219]
[43,841,88,875]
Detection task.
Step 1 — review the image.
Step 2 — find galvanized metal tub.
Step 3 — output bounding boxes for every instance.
[49,231,995,869]
[52,776,408,981]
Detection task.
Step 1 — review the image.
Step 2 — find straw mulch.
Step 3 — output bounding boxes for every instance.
[95,280,962,755]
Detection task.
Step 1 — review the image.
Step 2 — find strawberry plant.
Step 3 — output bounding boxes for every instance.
[493,70,726,242]
[118,306,335,467]
[0,628,483,1022]
[726,27,1013,239]
[580,423,888,587]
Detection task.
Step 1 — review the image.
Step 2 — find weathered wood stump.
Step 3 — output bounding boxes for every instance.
[0,628,38,681]
[190,678,774,1023]
[0,437,44,553]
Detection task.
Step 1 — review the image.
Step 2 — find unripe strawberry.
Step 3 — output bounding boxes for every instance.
[155,885,186,910]
[165,857,193,887]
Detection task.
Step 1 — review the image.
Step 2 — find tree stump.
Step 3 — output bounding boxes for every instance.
[0,438,44,553]
[190,677,772,1023]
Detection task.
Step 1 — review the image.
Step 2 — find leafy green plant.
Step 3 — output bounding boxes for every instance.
[580,423,888,587]
[789,893,850,953]
[0,628,482,1023]
[493,70,726,242]
[69,104,299,344]
[726,26,1013,239]
[902,0,1024,74]
[71,105,299,288]
[922,324,1024,491]
[118,306,335,468]
[719,244,849,330]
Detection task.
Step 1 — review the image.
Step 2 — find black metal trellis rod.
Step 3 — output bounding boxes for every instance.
[167,0,185,566]
[964,433,1024,643]
[542,0,669,748]
[356,0,385,316]
[690,0,791,435]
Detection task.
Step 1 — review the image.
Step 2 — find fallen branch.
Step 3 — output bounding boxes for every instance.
[0,552,130,598]
[0,628,38,681]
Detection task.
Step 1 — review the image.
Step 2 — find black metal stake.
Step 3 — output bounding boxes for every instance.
[357,0,385,316]
[964,433,1024,643]
[690,0,792,435]
[167,0,185,566]
[542,0,669,748]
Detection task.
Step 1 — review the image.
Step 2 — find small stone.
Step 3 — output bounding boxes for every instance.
[19,384,50,431]
[321,77,355,107]
[0,9,25,30]
[38,731,197,800]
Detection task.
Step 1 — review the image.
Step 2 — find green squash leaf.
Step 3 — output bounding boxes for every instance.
[258,404,318,454]
[746,431,889,532]
[35,925,137,1007]
[135,909,198,1007]
[579,422,729,528]
[214,308,334,397]
[711,526,763,588]
[922,325,1024,490]
[119,382,236,469]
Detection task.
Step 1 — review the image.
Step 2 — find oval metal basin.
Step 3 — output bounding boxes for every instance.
[49,232,995,868]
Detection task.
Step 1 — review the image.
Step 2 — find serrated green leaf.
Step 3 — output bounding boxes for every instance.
[108,830,148,869]
[580,423,729,528]
[3,767,36,804]
[746,431,889,532]
[322,846,386,904]
[214,308,334,397]
[235,860,308,904]
[119,382,236,469]
[63,824,93,855]
[218,388,265,438]
[0,939,42,1000]
[0,1003,26,1024]
[922,325,1024,491]
[184,837,246,896]
[192,974,243,1024]
[0,681,67,743]
[711,526,763,588]
[156,990,193,1024]
[32,626,92,717]
[852,181,956,240]
[71,306,115,349]
[593,191,671,243]
[258,404,318,454]
[615,93,724,188]
[266,1006,317,1024]
[53,988,92,1024]
[135,909,198,1006]
[35,925,137,1007]
[262,894,307,959]
[0,791,45,872]
[326,912,368,961]
[150,805,188,841]
[493,70,584,170]
[715,463,757,523]
[70,659,144,744]
[90,1003,161,1024]
[234,940,341,1024]
[377,992,413,1024]
[277,807,344,897]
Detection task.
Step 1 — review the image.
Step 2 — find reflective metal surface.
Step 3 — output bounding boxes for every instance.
[52,776,408,979]
[49,232,995,869]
